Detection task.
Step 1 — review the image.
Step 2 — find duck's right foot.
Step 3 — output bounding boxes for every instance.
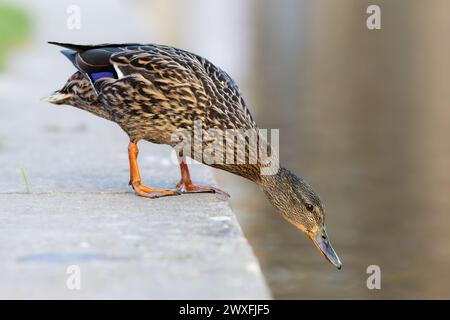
[128,142,181,199]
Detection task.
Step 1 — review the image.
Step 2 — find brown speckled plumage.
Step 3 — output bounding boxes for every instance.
[47,42,342,268]
[51,43,261,180]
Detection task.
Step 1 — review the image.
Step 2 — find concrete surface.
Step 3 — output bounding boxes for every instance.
[0,0,270,299]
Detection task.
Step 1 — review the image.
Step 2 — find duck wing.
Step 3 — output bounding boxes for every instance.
[109,45,257,131]
[49,42,257,131]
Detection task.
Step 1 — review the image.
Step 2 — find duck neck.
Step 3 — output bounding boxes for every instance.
[257,166,291,211]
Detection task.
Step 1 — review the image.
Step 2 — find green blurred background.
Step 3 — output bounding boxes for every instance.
[0,1,30,70]
[1,0,449,298]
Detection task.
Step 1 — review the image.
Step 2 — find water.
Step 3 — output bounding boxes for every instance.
[218,0,450,298]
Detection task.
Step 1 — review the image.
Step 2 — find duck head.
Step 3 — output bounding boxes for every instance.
[259,167,342,269]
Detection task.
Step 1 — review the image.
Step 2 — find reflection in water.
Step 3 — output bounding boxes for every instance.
[140,0,450,298]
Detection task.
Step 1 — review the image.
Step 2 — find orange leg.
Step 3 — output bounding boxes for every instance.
[176,156,230,199]
[129,142,180,198]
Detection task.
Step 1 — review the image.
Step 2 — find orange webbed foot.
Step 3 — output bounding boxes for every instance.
[131,181,181,199]
[128,142,181,199]
[176,155,230,200]
[176,180,230,200]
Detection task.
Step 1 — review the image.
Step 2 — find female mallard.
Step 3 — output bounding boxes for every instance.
[46,42,342,269]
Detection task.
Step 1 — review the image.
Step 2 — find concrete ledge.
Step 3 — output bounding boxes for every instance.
[0,0,271,300]
[0,193,270,299]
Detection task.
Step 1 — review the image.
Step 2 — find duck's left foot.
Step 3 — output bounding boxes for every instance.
[176,156,230,200]
[176,180,230,200]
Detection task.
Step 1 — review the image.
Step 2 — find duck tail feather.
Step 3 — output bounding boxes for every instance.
[48,41,94,52]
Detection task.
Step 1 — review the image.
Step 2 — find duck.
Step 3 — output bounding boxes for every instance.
[46,42,342,269]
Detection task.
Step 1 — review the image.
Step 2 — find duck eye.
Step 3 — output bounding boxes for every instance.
[306,203,314,212]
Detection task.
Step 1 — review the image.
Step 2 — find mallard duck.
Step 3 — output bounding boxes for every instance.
[46,42,342,269]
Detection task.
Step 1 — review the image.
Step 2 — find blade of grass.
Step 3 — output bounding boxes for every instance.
[19,163,30,194]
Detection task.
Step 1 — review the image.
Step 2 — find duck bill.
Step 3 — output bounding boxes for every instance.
[308,228,342,270]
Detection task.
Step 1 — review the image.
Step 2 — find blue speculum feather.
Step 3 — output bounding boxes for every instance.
[91,71,114,81]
